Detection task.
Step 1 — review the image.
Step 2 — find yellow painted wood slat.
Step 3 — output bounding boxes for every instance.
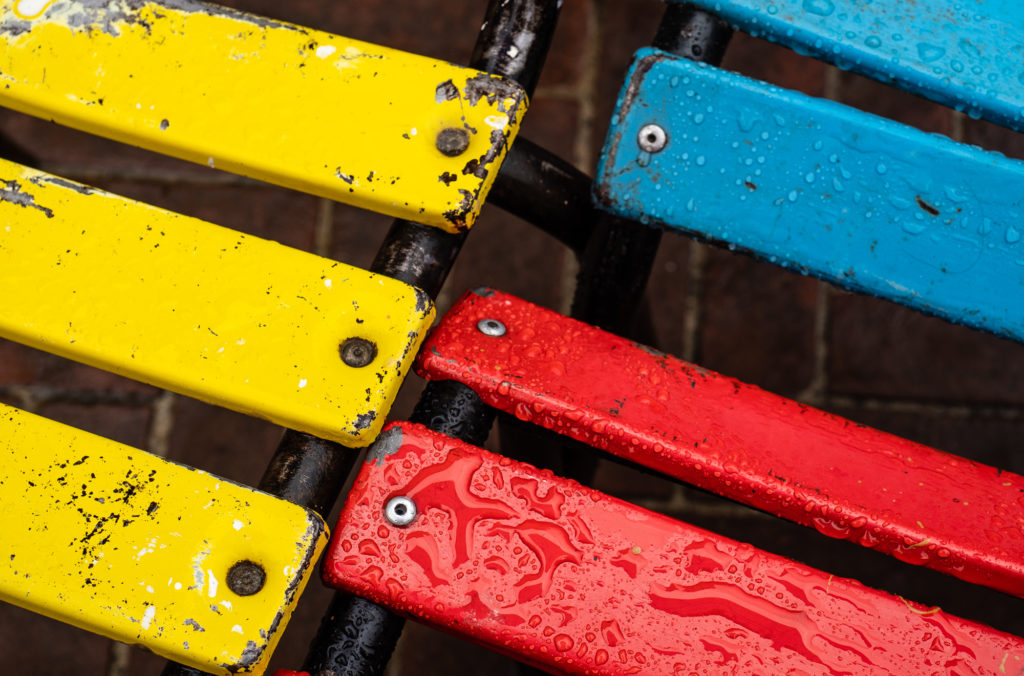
[0,159,434,446]
[0,403,328,675]
[0,0,528,231]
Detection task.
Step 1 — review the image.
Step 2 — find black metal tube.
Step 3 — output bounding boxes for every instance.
[369,219,466,299]
[291,4,562,676]
[257,431,360,517]
[411,380,496,446]
[653,2,734,61]
[488,137,594,253]
[470,0,561,99]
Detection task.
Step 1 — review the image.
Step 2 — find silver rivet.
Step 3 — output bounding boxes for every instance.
[340,337,377,368]
[476,318,507,337]
[436,127,470,157]
[384,496,417,527]
[637,123,668,153]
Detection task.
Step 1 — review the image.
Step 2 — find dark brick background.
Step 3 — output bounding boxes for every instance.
[1,1,1023,674]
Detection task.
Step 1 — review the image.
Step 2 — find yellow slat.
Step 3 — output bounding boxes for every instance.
[0,403,328,675]
[0,0,528,231]
[0,159,434,446]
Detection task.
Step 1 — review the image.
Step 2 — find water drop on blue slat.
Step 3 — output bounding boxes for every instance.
[802,0,834,17]
[917,43,946,63]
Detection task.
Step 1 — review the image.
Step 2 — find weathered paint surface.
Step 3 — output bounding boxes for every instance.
[0,403,328,674]
[595,49,1024,343]
[0,159,434,446]
[325,422,1024,675]
[416,289,1024,599]
[677,0,1024,131]
[0,0,528,231]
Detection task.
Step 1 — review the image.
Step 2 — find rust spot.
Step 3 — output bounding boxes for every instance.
[744,181,757,191]
[915,195,939,216]
[438,171,457,186]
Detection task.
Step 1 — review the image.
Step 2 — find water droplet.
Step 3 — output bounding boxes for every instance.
[669,76,679,88]
[950,59,964,73]
[812,140,823,151]
[767,3,778,14]
[788,190,799,202]
[760,131,770,140]
[738,108,759,132]
[958,38,981,58]
[864,36,882,49]
[696,155,706,166]
[804,172,815,184]
[917,43,946,63]
[876,163,888,175]
[693,112,704,124]
[832,177,844,192]
[773,113,786,127]
[1006,226,1021,244]
[686,198,696,212]
[902,221,927,235]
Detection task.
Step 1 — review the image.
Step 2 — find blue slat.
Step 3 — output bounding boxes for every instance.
[595,48,1024,342]
[676,0,1024,131]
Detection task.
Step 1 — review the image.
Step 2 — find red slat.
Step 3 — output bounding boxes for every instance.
[323,422,1024,675]
[415,288,1024,598]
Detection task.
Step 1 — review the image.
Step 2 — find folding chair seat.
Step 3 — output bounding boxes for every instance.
[593,0,1024,341]
[0,156,436,668]
[0,402,327,674]
[0,158,434,446]
[416,288,1024,601]
[318,421,1024,675]
[0,0,528,231]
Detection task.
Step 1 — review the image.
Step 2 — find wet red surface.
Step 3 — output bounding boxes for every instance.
[416,289,1024,599]
[323,422,1024,675]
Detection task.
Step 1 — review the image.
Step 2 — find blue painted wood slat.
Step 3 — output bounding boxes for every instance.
[595,48,1024,342]
[676,0,1024,131]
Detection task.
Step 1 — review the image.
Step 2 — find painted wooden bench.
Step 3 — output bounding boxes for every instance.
[416,288,1024,599]
[0,0,527,231]
[0,403,327,674]
[320,421,1024,675]
[0,158,433,446]
[594,0,1024,341]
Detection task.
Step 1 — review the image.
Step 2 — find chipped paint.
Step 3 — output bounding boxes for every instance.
[0,0,528,231]
[0,159,435,446]
[0,403,328,674]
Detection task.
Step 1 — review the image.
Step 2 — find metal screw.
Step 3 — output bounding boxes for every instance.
[340,337,377,368]
[476,318,507,337]
[384,495,417,527]
[226,560,266,596]
[637,123,668,153]
[436,127,470,157]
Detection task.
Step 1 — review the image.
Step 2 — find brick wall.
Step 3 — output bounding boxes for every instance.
[1,1,1022,673]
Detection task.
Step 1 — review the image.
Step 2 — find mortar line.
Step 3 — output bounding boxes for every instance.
[314,198,336,258]
[681,242,707,363]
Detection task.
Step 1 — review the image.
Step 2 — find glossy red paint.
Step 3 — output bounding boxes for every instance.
[271,672,308,676]
[415,288,1024,598]
[323,422,1024,675]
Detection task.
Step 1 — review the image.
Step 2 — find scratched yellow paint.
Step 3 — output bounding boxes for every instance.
[0,0,528,231]
[0,159,434,446]
[0,404,328,674]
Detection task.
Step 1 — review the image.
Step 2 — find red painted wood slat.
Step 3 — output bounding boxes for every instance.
[416,288,1024,598]
[323,422,1024,675]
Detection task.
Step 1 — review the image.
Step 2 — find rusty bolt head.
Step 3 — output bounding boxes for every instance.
[384,495,417,527]
[637,123,668,153]
[226,560,266,596]
[476,318,507,337]
[340,337,377,368]
[436,127,471,157]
